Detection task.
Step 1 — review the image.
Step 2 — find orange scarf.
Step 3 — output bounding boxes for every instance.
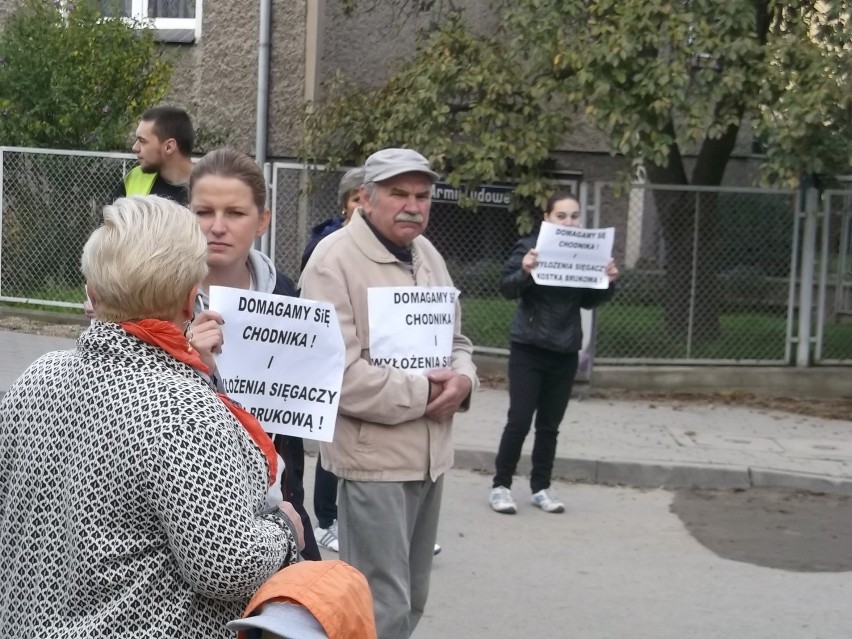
[120,319,277,485]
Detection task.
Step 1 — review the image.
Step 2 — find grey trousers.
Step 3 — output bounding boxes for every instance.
[338,476,444,639]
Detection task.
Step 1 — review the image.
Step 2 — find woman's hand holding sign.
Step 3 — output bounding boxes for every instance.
[190,309,225,371]
[606,259,619,282]
[521,249,538,275]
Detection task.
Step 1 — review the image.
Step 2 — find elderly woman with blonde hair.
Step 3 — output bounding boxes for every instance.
[0,196,303,638]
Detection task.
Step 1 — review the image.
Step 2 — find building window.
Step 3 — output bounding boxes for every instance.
[103,0,201,43]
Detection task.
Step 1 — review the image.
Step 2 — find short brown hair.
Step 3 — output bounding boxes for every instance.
[140,106,194,156]
[190,148,267,212]
[545,191,579,214]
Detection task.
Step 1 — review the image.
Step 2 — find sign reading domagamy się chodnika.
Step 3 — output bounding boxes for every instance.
[532,222,614,289]
[208,286,345,442]
[367,286,458,374]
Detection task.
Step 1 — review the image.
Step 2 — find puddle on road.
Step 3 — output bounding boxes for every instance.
[671,488,852,572]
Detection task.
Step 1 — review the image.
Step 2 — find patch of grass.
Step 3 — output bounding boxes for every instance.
[0,283,85,314]
[461,297,515,350]
[594,304,790,360]
[820,323,852,361]
[461,297,852,361]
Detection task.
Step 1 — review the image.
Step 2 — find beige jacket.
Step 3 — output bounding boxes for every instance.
[300,210,478,481]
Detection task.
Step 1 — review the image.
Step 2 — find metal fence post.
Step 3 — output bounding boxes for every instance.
[269,163,279,263]
[0,148,4,298]
[796,187,819,367]
[686,190,700,359]
[296,167,311,265]
[814,194,831,361]
[625,165,646,269]
[784,199,801,365]
[259,161,273,257]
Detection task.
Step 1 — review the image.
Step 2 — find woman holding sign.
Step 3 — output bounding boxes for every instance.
[490,192,618,515]
[188,148,321,559]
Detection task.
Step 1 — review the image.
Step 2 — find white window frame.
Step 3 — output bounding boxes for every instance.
[123,0,203,42]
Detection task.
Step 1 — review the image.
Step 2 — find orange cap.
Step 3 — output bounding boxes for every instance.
[236,560,376,639]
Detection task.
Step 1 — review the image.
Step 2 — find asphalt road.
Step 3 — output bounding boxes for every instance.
[304,455,852,639]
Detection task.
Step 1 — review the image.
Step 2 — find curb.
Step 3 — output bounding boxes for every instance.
[4,391,849,496]
[0,305,88,327]
[452,447,852,496]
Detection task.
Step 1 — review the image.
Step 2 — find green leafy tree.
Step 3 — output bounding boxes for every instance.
[0,0,173,151]
[0,0,174,301]
[302,0,852,336]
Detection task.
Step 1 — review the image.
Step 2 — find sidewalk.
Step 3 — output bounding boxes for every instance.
[2,329,851,495]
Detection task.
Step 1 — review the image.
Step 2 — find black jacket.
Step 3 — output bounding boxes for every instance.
[270,269,320,561]
[500,234,615,354]
[300,216,344,272]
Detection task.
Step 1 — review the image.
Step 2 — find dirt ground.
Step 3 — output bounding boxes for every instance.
[0,316,86,339]
[477,374,852,422]
[3,316,850,422]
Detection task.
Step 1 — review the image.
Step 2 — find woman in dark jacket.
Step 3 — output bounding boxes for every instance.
[188,148,320,559]
[490,192,618,514]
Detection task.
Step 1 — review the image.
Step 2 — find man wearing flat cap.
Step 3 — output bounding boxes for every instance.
[300,148,478,638]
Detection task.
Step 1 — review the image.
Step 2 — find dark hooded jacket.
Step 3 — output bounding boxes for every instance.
[500,234,615,354]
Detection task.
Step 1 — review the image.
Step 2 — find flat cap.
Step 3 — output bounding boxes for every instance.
[363,148,440,184]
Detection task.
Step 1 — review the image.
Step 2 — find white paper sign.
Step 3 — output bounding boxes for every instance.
[367,286,458,373]
[208,286,345,442]
[532,221,615,289]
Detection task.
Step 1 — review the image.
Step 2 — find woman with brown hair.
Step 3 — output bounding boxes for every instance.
[188,148,321,560]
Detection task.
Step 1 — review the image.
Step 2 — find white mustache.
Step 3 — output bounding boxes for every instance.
[394,213,424,224]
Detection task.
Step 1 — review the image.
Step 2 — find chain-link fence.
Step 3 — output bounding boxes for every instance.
[816,190,852,363]
[0,147,136,308]
[589,183,802,364]
[2,148,849,366]
[269,167,811,364]
[270,163,343,280]
[269,163,579,355]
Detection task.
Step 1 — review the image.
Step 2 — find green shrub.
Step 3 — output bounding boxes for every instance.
[0,0,173,151]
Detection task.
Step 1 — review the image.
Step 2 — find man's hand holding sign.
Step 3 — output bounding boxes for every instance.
[425,367,472,422]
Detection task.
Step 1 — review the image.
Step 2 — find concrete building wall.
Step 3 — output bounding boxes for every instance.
[319,0,498,89]
[0,0,766,180]
[0,0,15,26]
[163,0,308,158]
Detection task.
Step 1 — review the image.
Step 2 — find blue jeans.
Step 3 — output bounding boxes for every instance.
[493,342,579,493]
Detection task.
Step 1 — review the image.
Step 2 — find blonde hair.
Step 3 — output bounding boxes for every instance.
[82,196,208,323]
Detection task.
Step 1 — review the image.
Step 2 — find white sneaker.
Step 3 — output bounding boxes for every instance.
[314,520,339,552]
[490,486,517,514]
[531,489,565,513]
[434,544,442,556]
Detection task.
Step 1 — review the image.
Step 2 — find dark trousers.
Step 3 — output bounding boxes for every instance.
[274,435,321,560]
[493,343,579,493]
[313,451,339,529]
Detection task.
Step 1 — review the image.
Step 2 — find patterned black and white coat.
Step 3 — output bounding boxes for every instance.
[0,322,299,638]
